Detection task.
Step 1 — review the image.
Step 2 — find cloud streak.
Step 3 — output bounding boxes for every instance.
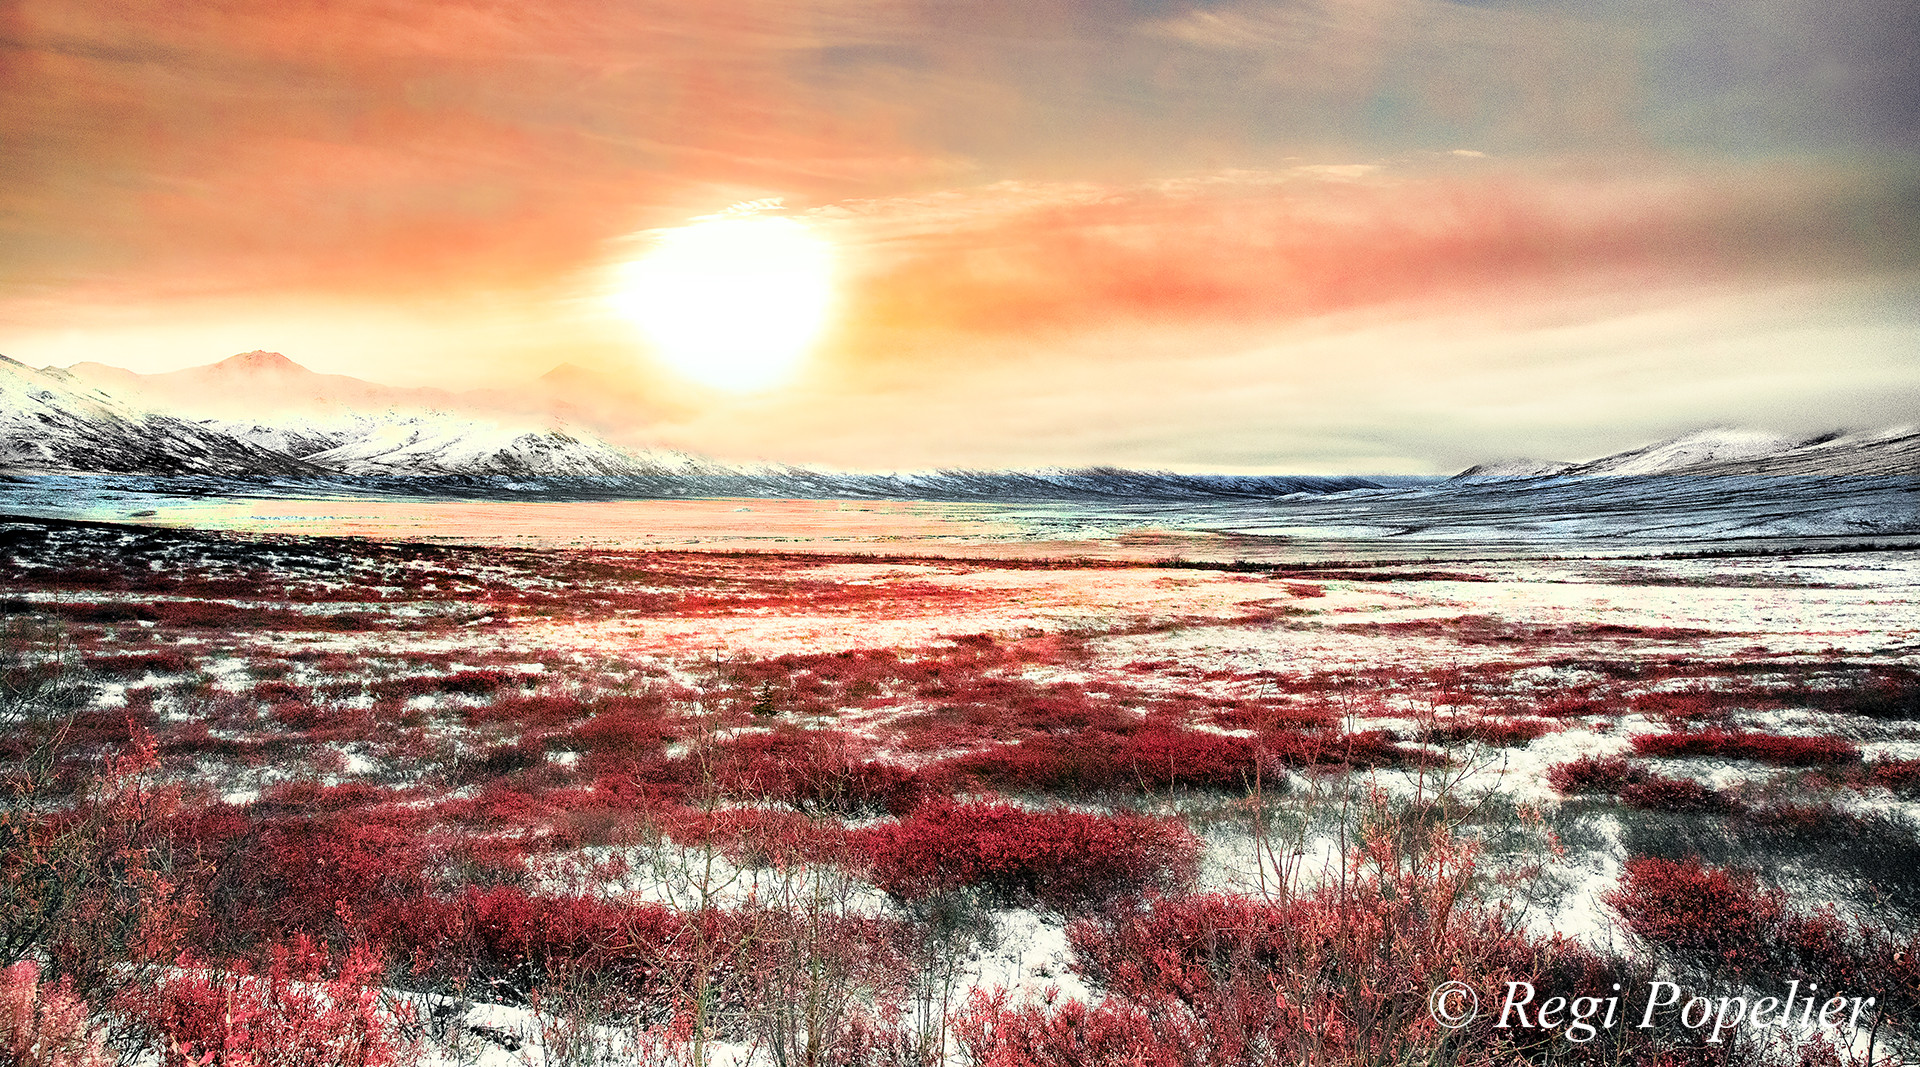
[1,0,1914,470]
[810,162,1918,347]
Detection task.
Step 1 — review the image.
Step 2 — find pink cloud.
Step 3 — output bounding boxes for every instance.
[815,163,1916,347]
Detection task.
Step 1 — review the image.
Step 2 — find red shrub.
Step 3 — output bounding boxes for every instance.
[1870,757,1920,793]
[464,694,592,728]
[707,731,949,814]
[954,990,1204,1067]
[1729,733,1862,765]
[1268,729,1423,769]
[1423,716,1554,747]
[177,789,444,952]
[158,723,258,759]
[128,939,413,1067]
[394,886,711,999]
[440,669,527,696]
[566,702,673,757]
[1546,755,1648,794]
[0,961,111,1066]
[251,681,307,704]
[953,729,1260,795]
[451,739,548,784]
[83,650,193,676]
[965,847,1579,1067]
[651,805,853,867]
[1607,857,1781,976]
[1616,775,1739,813]
[269,701,327,730]
[853,800,1198,911]
[1631,690,1741,724]
[1776,909,1870,993]
[369,675,439,702]
[954,727,1418,796]
[1204,703,1338,733]
[1630,730,1860,766]
[1608,856,1916,1026]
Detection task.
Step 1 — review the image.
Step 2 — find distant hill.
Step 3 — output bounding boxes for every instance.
[65,350,684,430]
[1458,427,1920,478]
[13,349,1916,486]
[67,349,454,419]
[209,411,703,477]
[2,353,693,478]
[1,354,319,475]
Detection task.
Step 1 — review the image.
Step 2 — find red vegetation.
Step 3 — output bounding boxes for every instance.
[127,938,414,1067]
[854,800,1199,911]
[1869,757,1920,793]
[1630,730,1860,766]
[82,650,194,676]
[1546,755,1648,794]
[1631,689,1744,725]
[1608,856,1918,1015]
[1608,858,1783,976]
[1338,615,1718,647]
[953,727,1420,796]
[8,598,381,633]
[1616,775,1740,813]
[706,730,950,815]
[1546,756,1738,810]
[15,518,1920,1062]
[1422,716,1554,747]
[0,961,110,1066]
[958,830,1610,1067]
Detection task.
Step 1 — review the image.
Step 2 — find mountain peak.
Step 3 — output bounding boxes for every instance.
[212,350,308,375]
[1568,427,1796,476]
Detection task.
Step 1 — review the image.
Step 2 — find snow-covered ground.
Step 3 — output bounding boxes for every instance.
[4,512,1917,1066]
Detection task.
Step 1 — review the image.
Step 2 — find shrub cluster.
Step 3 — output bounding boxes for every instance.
[854,800,1200,912]
[1423,716,1554,747]
[1629,730,1860,766]
[958,836,1646,1067]
[1608,856,1920,1026]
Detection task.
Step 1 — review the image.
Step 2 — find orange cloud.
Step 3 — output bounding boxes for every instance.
[0,0,948,302]
[815,163,1920,348]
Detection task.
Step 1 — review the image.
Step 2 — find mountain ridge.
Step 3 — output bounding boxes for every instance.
[62,350,684,431]
[9,351,1918,485]
[4,353,691,478]
[1456,427,1920,479]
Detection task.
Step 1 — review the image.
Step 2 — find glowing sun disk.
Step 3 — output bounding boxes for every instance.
[612,214,834,391]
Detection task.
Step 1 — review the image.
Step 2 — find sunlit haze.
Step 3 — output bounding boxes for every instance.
[2,0,1916,472]
[611,210,834,391]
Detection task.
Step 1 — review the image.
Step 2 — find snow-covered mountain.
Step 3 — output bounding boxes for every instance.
[209,412,709,477]
[2,353,691,478]
[1678,426,1920,476]
[1454,458,1576,478]
[66,350,686,429]
[67,350,453,419]
[2,350,1388,492]
[1,354,320,475]
[13,348,1916,486]
[1458,427,1920,479]
[1565,429,1800,475]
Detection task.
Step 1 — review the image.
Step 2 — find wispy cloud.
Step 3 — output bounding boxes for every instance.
[807,162,1919,346]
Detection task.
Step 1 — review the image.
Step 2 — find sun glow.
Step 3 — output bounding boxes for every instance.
[611,211,835,391]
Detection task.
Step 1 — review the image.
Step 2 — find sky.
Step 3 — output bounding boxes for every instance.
[3,0,1917,473]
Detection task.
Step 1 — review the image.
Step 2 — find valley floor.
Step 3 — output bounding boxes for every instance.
[3,514,1917,1065]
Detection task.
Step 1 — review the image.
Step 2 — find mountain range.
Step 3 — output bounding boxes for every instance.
[1457,426,1920,478]
[4,349,1917,485]
[65,349,681,428]
[3,351,702,478]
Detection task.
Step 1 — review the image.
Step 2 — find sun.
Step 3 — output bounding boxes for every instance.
[610,210,835,391]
